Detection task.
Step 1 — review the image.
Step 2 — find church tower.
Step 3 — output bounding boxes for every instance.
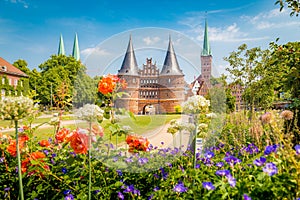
[72,33,80,61]
[201,19,212,86]
[58,34,65,55]
[117,36,140,113]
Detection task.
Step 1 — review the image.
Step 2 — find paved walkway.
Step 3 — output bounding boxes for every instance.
[141,115,191,149]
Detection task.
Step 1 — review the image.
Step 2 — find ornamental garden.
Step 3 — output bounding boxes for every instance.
[1,4,300,200]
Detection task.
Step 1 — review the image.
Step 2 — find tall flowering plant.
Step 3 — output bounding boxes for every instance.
[96,74,129,148]
[74,104,104,200]
[0,96,34,200]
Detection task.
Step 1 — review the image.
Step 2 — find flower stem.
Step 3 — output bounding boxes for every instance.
[15,120,24,200]
[88,121,92,200]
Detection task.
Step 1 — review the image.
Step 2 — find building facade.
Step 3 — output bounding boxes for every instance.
[0,57,28,99]
[116,36,185,114]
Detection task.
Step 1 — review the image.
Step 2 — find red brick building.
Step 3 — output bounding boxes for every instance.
[116,36,185,114]
[0,57,28,99]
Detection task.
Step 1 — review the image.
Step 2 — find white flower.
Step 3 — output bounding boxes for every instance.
[75,104,104,122]
[182,95,210,114]
[206,113,217,119]
[0,96,34,120]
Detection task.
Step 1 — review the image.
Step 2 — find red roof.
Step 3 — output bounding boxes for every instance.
[0,57,28,77]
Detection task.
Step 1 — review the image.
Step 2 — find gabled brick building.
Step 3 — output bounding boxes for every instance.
[116,36,185,114]
[0,57,28,98]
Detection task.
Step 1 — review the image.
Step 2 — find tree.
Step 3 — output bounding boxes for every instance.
[276,0,300,16]
[73,69,98,107]
[224,44,274,116]
[37,55,87,108]
[267,41,300,142]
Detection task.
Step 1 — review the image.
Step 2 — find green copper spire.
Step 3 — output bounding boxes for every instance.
[58,34,65,55]
[72,33,80,61]
[202,19,211,56]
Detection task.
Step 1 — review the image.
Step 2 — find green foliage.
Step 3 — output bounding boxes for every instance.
[225,87,236,113]
[36,55,95,108]
[1,110,299,199]
[225,44,276,113]
[275,0,300,16]
[174,105,182,113]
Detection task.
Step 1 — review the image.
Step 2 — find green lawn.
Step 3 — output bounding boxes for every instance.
[1,114,181,144]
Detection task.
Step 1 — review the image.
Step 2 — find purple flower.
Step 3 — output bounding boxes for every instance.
[64,194,74,200]
[264,145,278,155]
[0,157,4,163]
[243,194,252,200]
[113,156,118,162]
[173,181,188,193]
[295,144,300,155]
[138,157,149,165]
[43,149,49,156]
[195,163,200,169]
[263,162,278,176]
[148,194,154,200]
[160,167,168,180]
[253,157,267,166]
[52,153,57,158]
[153,186,160,191]
[202,182,215,190]
[62,167,67,174]
[124,184,135,193]
[204,151,215,159]
[216,162,224,168]
[216,169,231,176]
[227,175,236,187]
[93,190,100,195]
[224,155,241,166]
[124,157,133,163]
[117,192,124,199]
[218,143,225,148]
[116,169,123,176]
[63,190,71,195]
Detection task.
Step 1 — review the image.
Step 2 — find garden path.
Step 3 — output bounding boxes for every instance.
[140,114,191,150]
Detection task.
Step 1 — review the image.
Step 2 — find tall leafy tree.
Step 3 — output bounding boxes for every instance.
[13,59,40,98]
[224,44,274,115]
[37,55,94,108]
[267,41,300,141]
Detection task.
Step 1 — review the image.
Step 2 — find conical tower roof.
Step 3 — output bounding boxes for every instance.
[58,34,65,55]
[118,36,139,76]
[202,19,211,56]
[160,36,183,76]
[72,33,80,61]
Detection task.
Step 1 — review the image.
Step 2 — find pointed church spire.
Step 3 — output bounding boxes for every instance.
[160,36,183,75]
[72,33,80,61]
[58,34,65,55]
[202,19,211,56]
[118,35,139,76]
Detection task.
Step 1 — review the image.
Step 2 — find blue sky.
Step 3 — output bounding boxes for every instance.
[0,0,299,82]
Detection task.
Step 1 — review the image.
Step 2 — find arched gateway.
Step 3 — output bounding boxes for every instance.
[115,36,185,114]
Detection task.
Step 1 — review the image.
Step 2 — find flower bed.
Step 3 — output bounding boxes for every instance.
[0,76,299,199]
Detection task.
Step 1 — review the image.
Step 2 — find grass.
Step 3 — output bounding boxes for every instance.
[1,114,181,144]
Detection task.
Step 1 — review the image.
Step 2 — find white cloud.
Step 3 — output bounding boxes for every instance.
[6,0,29,8]
[81,47,111,57]
[143,36,161,45]
[243,8,300,30]
[195,23,267,42]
